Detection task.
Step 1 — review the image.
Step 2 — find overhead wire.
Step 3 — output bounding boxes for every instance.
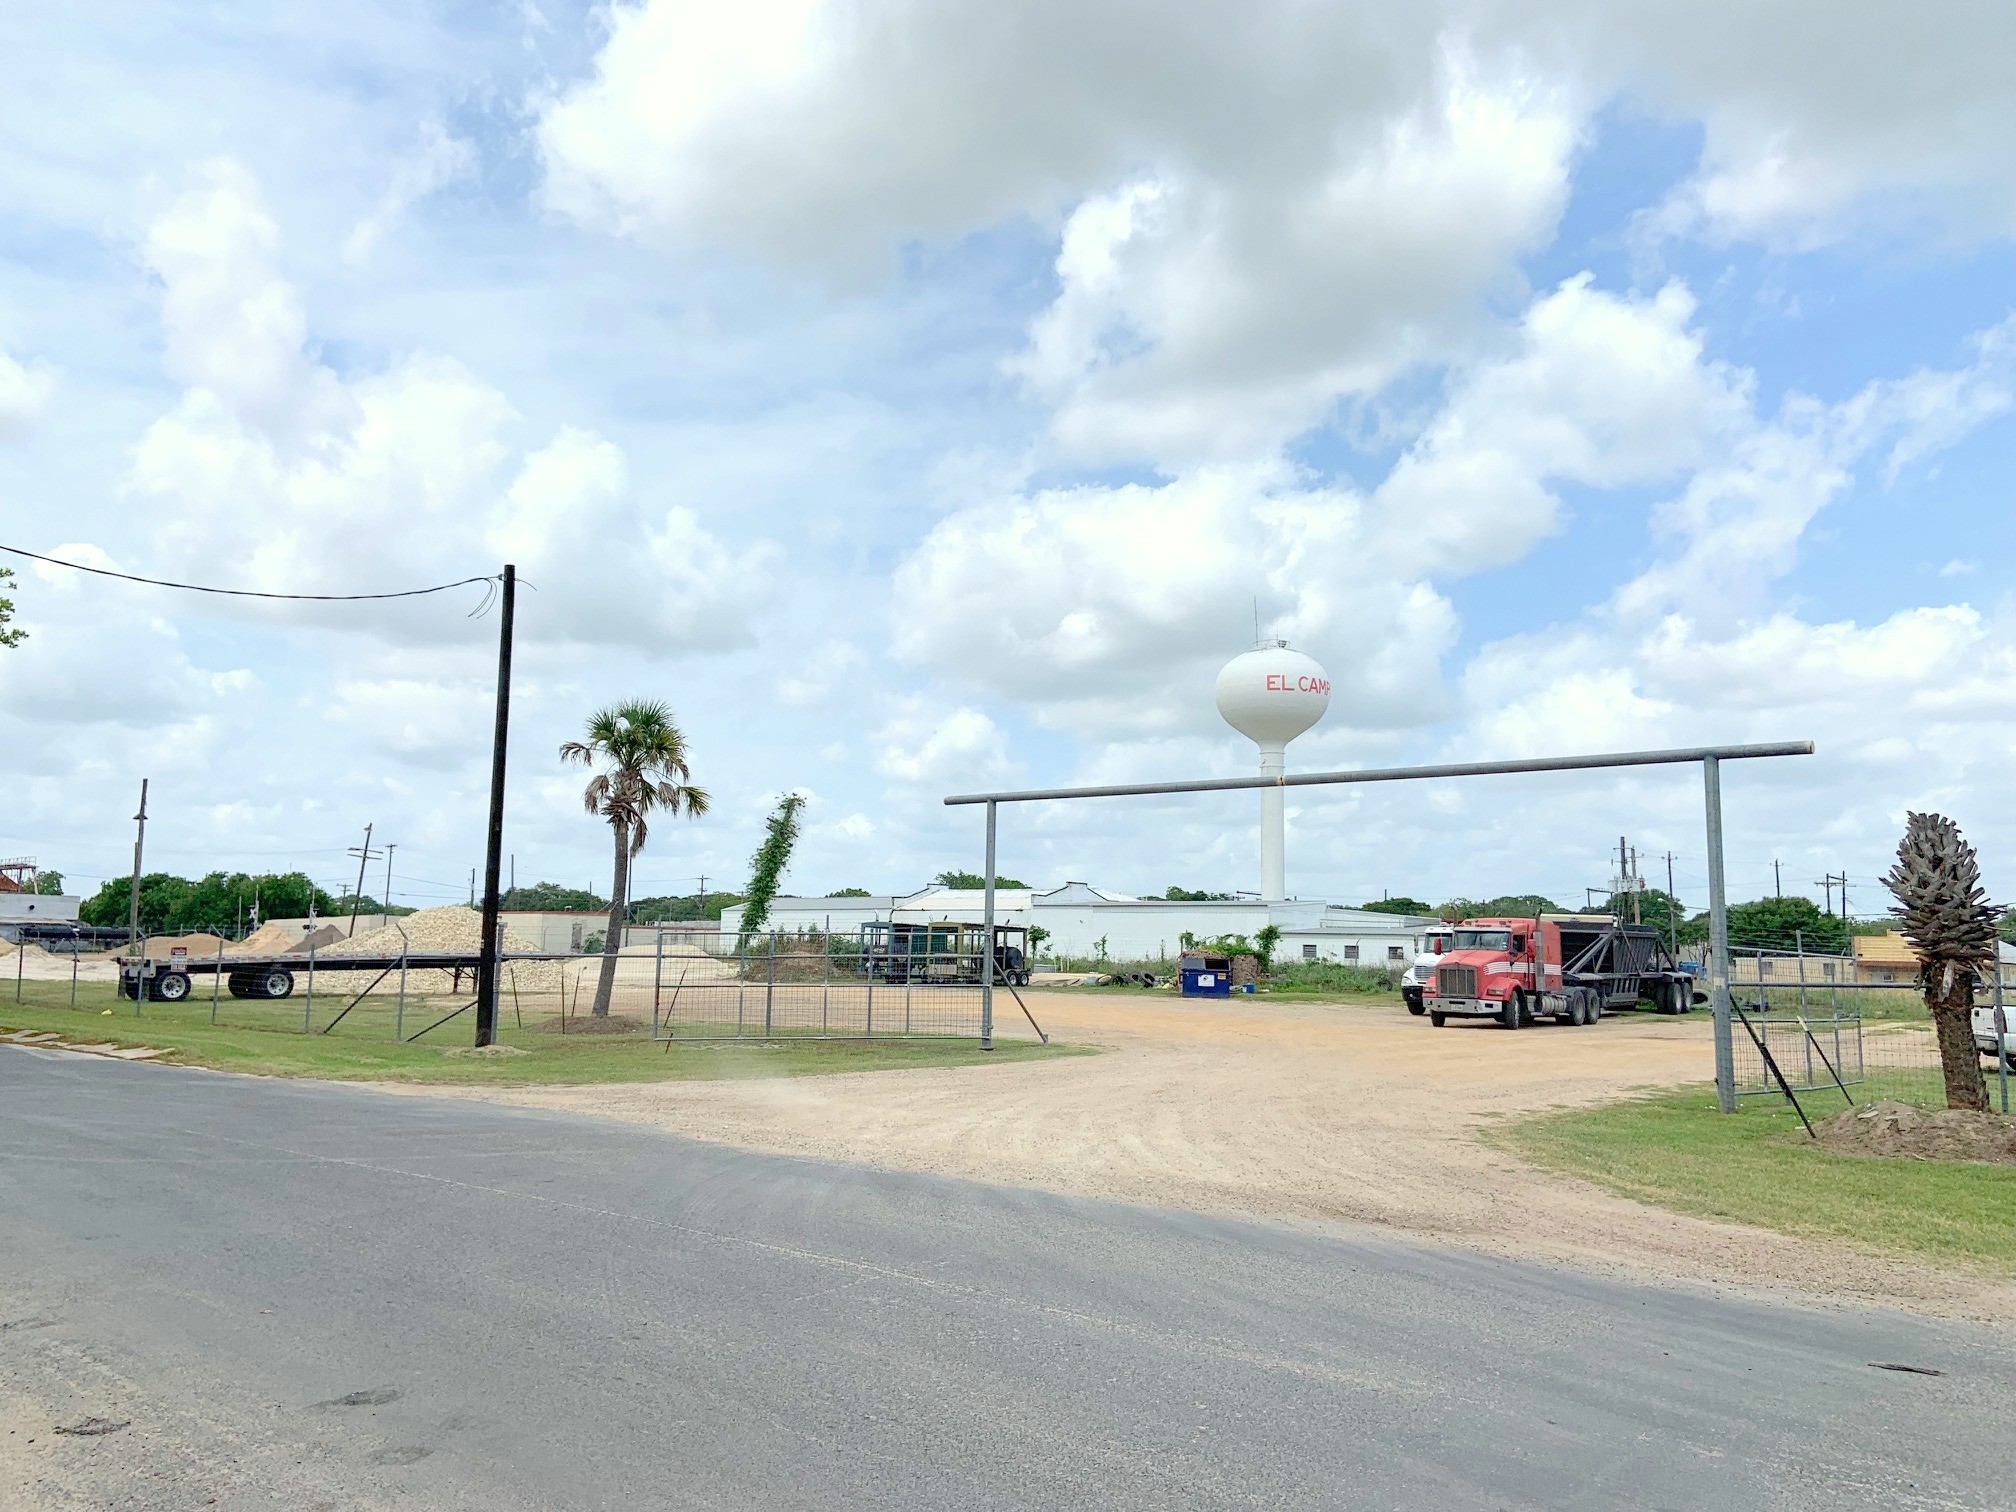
[0,544,496,606]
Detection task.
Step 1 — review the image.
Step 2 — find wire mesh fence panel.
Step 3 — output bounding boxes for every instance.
[1726,949,1962,1107]
[656,934,988,1040]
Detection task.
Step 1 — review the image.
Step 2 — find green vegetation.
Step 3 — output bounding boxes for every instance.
[33,870,64,895]
[826,887,872,898]
[632,891,743,923]
[0,984,1078,1086]
[1497,1086,2016,1273]
[81,871,343,936]
[934,869,1030,890]
[739,793,806,935]
[1164,885,1235,901]
[503,881,609,911]
[1266,961,1402,995]
[1358,896,1432,916]
[0,564,24,649]
[1438,893,1562,921]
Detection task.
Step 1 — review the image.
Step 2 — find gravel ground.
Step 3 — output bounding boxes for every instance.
[398,990,2016,1320]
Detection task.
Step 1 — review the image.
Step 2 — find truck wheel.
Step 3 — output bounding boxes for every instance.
[1429,1012,1446,1028]
[1501,993,1523,1029]
[1586,994,1603,1023]
[154,971,192,1003]
[253,968,295,999]
[1406,998,1426,1016]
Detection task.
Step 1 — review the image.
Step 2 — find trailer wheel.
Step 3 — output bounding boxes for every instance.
[1429,1012,1446,1028]
[251,968,295,999]
[154,970,192,1003]
[1586,994,1603,1023]
[1501,992,1524,1029]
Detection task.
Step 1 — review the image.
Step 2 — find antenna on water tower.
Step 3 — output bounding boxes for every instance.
[1215,638,1330,902]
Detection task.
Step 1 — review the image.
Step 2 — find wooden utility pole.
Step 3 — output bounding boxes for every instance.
[126,779,149,950]
[346,823,379,936]
[1664,851,1677,955]
[474,565,516,1047]
[1774,858,1782,897]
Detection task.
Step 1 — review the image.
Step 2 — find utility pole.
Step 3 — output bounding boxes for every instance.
[346,823,380,937]
[509,853,516,903]
[474,563,516,1048]
[382,843,396,918]
[1629,845,1641,924]
[1839,874,1851,922]
[469,868,476,907]
[1773,858,1782,898]
[1816,871,1842,916]
[1664,851,1677,956]
[126,779,149,950]
[697,874,707,920]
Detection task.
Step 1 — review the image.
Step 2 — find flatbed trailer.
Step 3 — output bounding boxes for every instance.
[115,951,555,1002]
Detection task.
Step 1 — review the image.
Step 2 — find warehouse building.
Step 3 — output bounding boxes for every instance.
[719,883,1435,964]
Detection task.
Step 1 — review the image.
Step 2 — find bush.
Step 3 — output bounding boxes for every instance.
[1269,961,1401,994]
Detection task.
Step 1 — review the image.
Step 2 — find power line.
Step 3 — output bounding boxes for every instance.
[0,544,496,605]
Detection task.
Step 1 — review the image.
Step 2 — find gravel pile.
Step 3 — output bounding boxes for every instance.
[1812,1100,2016,1165]
[315,907,568,994]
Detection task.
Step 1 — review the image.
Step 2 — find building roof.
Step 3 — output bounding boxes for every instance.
[1852,931,1922,968]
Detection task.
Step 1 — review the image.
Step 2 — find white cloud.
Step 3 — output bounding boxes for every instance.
[0,348,54,435]
[343,120,476,266]
[126,163,773,655]
[873,702,1020,790]
[1939,559,1976,578]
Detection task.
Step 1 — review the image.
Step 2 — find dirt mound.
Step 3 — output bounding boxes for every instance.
[1812,1100,2016,1165]
[443,1044,530,1059]
[534,1012,649,1036]
[234,922,310,955]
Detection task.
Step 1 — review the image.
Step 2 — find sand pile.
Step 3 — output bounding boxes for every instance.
[314,906,566,994]
[234,921,314,955]
[1811,1100,2016,1165]
[144,933,227,959]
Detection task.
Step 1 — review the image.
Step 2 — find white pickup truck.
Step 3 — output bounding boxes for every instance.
[1974,999,2015,1070]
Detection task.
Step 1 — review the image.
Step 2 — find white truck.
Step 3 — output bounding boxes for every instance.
[1975,999,2015,1071]
[1400,928,1452,1016]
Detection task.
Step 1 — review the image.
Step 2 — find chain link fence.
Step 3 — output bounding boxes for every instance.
[1,926,998,1044]
[1727,947,2013,1113]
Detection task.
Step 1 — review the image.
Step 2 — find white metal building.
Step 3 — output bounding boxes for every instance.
[719,884,1435,964]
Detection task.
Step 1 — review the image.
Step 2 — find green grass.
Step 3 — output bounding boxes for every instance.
[0,982,1084,1086]
[1494,1084,2016,1274]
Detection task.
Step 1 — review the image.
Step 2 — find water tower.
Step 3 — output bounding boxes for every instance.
[1215,640,1331,901]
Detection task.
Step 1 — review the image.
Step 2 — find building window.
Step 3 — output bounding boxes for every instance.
[1759,958,1773,978]
[1343,945,1360,961]
[1387,946,1405,962]
[1302,943,1317,961]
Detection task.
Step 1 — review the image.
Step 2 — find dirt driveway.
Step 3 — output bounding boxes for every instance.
[423,991,2016,1317]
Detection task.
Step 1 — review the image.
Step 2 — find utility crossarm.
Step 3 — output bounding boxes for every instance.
[943,741,1814,806]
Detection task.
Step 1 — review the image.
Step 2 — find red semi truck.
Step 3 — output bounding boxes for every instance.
[1422,914,1697,1029]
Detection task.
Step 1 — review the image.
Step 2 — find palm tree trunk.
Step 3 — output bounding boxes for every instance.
[1929,969,1988,1111]
[592,818,629,1018]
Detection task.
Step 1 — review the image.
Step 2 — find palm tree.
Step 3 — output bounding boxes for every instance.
[1883,811,1998,1111]
[561,701,709,1018]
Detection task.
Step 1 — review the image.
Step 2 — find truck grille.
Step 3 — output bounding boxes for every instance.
[1437,964,1477,998]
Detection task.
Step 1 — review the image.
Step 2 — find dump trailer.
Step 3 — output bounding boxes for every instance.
[857,921,1030,986]
[1422,914,1698,1029]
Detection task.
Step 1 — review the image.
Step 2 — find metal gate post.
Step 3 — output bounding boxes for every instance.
[652,927,665,1038]
[304,940,317,1033]
[764,932,775,1037]
[69,949,77,1010]
[981,799,996,1051]
[1704,755,1735,1111]
[211,936,224,1025]
[1995,965,2008,1115]
[396,937,408,1042]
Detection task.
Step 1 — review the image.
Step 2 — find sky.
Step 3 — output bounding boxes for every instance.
[1,0,2013,920]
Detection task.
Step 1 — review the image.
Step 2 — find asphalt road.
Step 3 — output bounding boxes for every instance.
[1,1048,2008,1511]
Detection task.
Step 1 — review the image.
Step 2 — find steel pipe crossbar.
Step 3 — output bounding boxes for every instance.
[945,739,1814,1108]
[943,741,1813,806]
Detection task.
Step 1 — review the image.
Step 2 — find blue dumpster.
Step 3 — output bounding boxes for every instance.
[1179,953,1232,998]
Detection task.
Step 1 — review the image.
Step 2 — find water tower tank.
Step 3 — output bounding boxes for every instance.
[1215,641,1330,902]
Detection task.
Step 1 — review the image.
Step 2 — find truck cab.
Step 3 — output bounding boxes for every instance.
[1422,918,1557,1028]
[1400,928,1452,1016]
